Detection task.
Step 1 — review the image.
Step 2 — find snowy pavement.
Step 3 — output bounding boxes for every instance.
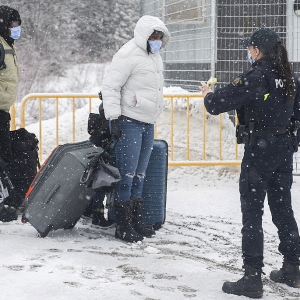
[1,168,300,300]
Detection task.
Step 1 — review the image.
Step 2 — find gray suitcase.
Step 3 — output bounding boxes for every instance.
[22,141,102,237]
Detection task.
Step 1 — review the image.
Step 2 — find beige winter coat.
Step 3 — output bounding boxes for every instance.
[102,15,171,124]
[0,36,19,113]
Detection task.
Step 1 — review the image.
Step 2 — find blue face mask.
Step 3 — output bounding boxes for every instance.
[10,26,21,40]
[148,40,162,54]
[247,50,255,65]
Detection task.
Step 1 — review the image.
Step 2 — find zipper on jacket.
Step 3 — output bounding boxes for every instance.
[150,55,162,114]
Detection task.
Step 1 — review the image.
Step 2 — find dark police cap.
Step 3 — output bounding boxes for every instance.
[240,27,281,52]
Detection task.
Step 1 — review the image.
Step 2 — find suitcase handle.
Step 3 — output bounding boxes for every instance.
[45,183,60,204]
[79,166,93,184]
[85,151,103,159]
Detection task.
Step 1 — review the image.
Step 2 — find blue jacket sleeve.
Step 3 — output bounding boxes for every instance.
[204,69,268,115]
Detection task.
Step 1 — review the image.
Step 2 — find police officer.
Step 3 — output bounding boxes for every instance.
[200,27,300,298]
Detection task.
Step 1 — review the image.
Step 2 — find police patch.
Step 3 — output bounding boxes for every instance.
[231,77,243,86]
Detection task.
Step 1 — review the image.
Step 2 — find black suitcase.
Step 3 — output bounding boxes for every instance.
[108,139,168,230]
[22,141,103,237]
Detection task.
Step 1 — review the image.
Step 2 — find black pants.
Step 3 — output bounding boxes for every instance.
[239,134,300,269]
[0,110,12,162]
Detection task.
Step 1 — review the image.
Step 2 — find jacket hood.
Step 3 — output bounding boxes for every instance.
[134,15,170,51]
[0,6,21,46]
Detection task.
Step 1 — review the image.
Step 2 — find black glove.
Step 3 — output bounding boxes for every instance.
[110,119,122,140]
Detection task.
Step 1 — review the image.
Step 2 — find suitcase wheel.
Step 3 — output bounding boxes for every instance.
[36,231,49,238]
[21,214,28,224]
[153,222,163,231]
[36,226,52,238]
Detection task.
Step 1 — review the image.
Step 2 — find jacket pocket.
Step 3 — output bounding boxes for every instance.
[134,92,156,112]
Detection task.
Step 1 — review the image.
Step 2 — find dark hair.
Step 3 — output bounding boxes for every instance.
[263,43,295,102]
[146,40,151,55]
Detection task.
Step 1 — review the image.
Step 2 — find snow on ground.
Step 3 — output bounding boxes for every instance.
[1,65,300,299]
[2,173,300,299]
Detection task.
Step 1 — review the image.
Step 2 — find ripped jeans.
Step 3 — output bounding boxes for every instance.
[113,117,154,202]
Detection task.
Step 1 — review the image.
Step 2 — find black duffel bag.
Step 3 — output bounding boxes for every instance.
[5,128,40,208]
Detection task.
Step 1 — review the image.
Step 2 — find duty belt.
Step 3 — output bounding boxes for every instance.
[253,127,287,136]
[236,122,288,147]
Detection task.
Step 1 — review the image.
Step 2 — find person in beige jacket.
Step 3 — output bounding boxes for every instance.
[0,5,21,222]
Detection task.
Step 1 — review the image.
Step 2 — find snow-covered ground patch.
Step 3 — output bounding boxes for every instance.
[2,172,300,299]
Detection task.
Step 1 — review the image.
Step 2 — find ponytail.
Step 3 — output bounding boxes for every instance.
[263,43,295,102]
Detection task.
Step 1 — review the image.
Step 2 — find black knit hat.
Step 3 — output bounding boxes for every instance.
[240,27,281,53]
[0,6,21,45]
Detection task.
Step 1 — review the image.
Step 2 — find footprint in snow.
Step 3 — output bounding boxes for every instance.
[6,265,25,271]
[63,281,83,288]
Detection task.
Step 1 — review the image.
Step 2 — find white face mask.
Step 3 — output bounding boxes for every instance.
[10,26,21,39]
[247,50,255,65]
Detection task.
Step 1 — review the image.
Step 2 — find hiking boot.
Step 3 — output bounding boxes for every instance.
[131,197,155,237]
[114,200,144,243]
[270,258,300,288]
[222,265,263,298]
[0,205,18,222]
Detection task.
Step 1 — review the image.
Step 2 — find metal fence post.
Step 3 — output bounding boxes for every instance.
[211,0,217,91]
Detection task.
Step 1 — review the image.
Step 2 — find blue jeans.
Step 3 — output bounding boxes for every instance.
[112,118,154,202]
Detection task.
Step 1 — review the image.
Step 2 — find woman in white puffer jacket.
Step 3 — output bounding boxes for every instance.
[101,15,170,243]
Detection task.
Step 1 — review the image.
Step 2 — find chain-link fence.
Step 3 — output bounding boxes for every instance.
[140,0,300,88]
[140,0,300,174]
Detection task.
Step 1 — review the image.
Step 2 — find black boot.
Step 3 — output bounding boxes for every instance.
[222,265,263,299]
[131,197,155,237]
[270,258,300,288]
[0,204,18,222]
[114,200,144,243]
[92,204,115,228]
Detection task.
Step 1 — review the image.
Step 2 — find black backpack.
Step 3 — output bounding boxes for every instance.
[4,128,40,208]
[88,92,111,149]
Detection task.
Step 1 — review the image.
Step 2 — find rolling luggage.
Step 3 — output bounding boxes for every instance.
[22,140,103,237]
[108,139,168,230]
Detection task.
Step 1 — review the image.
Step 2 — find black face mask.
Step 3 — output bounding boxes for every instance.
[0,5,22,47]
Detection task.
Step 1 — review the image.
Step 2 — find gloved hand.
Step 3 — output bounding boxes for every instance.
[110,119,122,140]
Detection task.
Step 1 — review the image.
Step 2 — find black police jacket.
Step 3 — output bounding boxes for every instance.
[204,58,300,132]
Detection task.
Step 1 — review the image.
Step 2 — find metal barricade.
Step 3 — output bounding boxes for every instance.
[13,93,241,166]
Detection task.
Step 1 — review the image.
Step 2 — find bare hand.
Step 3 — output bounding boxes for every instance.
[199,81,213,97]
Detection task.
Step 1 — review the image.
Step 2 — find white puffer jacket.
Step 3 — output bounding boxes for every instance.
[102,15,171,124]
